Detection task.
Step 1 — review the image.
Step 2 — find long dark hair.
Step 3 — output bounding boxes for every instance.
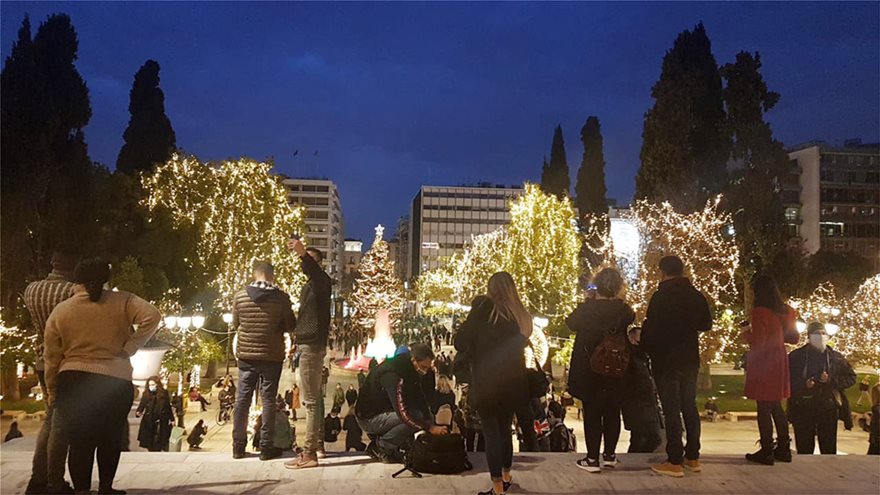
[752,273,786,314]
[73,258,110,302]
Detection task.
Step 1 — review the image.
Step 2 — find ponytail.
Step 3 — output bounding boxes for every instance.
[73,258,110,303]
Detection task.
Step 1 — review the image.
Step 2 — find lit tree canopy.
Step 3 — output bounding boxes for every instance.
[350,225,405,329]
[418,184,581,328]
[142,154,306,307]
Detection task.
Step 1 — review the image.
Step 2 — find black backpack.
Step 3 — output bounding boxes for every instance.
[549,423,576,452]
[406,432,472,474]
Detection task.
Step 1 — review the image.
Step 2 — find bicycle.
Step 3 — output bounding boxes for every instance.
[217,401,234,426]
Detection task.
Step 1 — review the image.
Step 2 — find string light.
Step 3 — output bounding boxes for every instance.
[349,225,405,329]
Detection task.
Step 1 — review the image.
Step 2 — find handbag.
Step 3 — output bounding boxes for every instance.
[590,317,630,378]
[407,432,472,474]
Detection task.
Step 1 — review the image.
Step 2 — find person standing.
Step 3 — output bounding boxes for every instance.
[857,376,872,407]
[231,261,297,461]
[285,240,332,469]
[455,272,531,495]
[333,383,346,410]
[566,268,635,473]
[23,251,78,495]
[345,384,358,408]
[136,377,174,452]
[44,258,160,495]
[640,256,712,478]
[742,274,800,465]
[622,327,662,454]
[788,322,857,455]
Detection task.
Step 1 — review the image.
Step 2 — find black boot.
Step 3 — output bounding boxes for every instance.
[774,440,792,463]
[745,447,775,465]
[233,444,247,459]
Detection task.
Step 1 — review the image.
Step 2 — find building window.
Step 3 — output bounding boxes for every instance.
[784,207,799,221]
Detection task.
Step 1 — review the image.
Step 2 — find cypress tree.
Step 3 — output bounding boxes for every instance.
[541,125,570,198]
[116,60,177,174]
[575,116,608,218]
[636,22,730,212]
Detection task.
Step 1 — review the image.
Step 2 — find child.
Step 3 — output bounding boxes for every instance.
[324,406,342,444]
[343,410,366,451]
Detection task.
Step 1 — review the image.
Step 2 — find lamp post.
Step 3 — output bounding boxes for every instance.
[222,312,233,375]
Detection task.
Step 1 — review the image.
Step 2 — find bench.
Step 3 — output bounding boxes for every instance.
[728,411,759,422]
[27,410,47,421]
[186,400,203,414]
[1,410,27,422]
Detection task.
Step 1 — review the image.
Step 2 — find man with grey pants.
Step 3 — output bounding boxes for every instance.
[285,239,331,470]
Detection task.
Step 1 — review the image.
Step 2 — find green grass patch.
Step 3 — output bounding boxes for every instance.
[1,398,46,414]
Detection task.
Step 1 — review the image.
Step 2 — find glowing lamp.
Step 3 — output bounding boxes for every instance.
[164,316,178,329]
[130,347,170,388]
[222,312,233,324]
[178,316,192,329]
[192,315,206,329]
[795,320,807,334]
[825,323,840,336]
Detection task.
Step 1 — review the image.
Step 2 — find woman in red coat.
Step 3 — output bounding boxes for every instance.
[742,274,800,465]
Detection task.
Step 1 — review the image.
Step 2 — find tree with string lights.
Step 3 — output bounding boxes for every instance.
[349,225,405,330]
[142,154,306,308]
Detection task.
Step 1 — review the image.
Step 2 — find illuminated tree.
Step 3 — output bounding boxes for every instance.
[841,275,880,368]
[142,154,306,307]
[350,225,405,329]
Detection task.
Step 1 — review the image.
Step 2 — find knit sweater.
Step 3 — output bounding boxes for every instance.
[23,271,75,371]
[44,289,161,399]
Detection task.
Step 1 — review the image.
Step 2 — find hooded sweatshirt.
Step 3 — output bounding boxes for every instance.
[233,281,296,362]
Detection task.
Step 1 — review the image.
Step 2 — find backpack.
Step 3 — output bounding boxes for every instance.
[590,331,630,378]
[549,423,576,452]
[406,432,472,474]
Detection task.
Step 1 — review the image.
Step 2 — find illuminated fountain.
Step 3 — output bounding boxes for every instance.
[344,309,397,370]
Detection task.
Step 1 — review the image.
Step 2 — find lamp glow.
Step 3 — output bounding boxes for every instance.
[796,320,807,334]
[178,316,192,329]
[192,315,206,329]
[164,316,177,329]
[222,312,233,324]
[825,323,840,336]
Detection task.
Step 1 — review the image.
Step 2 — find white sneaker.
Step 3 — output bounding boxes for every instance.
[316,450,327,459]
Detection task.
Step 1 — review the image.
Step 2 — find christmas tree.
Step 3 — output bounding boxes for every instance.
[350,225,405,329]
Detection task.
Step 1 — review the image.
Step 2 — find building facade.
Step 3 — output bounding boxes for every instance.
[408,184,523,279]
[787,142,879,266]
[282,178,345,283]
[390,216,409,281]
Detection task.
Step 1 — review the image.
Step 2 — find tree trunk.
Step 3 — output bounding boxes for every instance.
[206,360,217,379]
[697,362,713,392]
[1,367,22,401]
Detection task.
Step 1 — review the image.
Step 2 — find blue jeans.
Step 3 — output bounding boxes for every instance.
[357,411,418,453]
[29,402,69,490]
[233,359,282,450]
[655,367,701,464]
[299,344,326,455]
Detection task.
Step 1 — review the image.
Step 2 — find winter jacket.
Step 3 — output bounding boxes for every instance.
[788,344,856,421]
[343,414,365,450]
[744,306,799,401]
[640,277,713,374]
[621,346,661,433]
[324,415,342,442]
[454,296,529,415]
[137,391,173,451]
[565,298,635,401]
[345,388,358,407]
[233,283,296,362]
[355,352,435,431]
[295,254,332,347]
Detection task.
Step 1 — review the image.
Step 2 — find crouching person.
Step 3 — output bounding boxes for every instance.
[355,343,448,462]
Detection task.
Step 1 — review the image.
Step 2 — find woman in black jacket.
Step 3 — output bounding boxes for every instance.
[566,267,635,473]
[136,376,174,452]
[455,271,531,495]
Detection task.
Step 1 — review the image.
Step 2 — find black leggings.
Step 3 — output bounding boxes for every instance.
[756,401,790,450]
[479,409,515,481]
[56,371,134,492]
[583,385,622,460]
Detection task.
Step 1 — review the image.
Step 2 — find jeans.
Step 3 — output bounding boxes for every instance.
[583,383,622,460]
[756,400,790,450]
[357,411,418,453]
[232,359,282,450]
[792,407,838,454]
[655,367,700,465]
[479,409,515,481]
[55,371,134,492]
[299,344,326,455]
[28,403,69,490]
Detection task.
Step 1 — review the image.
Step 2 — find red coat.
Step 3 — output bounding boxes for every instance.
[744,306,799,401]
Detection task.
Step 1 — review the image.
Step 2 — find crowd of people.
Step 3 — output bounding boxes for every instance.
[15,241,879,495]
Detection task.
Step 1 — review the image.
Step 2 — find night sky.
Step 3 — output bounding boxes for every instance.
[2,2,878,242]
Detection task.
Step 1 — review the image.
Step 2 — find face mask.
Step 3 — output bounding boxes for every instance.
[149,384,158,392]
[809,334,829,351]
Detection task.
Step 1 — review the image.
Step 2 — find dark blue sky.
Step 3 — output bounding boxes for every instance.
[2,2,878,242]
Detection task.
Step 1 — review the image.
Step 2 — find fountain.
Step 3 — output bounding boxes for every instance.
[343,309,397,370]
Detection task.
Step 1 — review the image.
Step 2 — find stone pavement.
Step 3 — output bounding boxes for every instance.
[1,449,878,494]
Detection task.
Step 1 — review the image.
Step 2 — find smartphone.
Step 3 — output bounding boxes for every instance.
[291,233,301,241]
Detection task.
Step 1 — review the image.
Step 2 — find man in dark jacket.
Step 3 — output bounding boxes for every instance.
[285,239,332,470]
[788,322,856,455]
[355,344,447,462]
[231,261,296,460]
[640,256,712,478]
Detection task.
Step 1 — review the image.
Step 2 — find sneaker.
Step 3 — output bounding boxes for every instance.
[651,462,684,478]
[774,443,792,463]
[316,449,327,459]
[602,453,619,468]
[365,441,381,460]
[259,447,283,461]
[575,457,601,473]
[683,459,702,472]
[745,449,774,466]
[284,452,318,470]
[502,478,512,492]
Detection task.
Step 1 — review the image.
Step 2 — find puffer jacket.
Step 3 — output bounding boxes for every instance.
[233,284,296,362]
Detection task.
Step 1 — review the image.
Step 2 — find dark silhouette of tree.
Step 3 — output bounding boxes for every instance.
[575,116,608,219]
[636,22,730,212]
[116,60,176,174]
[541,125,570,198]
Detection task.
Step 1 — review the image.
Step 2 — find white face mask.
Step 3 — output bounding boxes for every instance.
[809,334,829,352]
[149,384,158,392]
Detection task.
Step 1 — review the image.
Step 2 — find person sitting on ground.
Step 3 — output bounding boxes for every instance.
[343,409,367,452]
[4,421,23,442]
[324,406,343,444]
[703,398,720,422]
[355,343,447,463]
[187,420,208,450]
[188,387,210,412]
